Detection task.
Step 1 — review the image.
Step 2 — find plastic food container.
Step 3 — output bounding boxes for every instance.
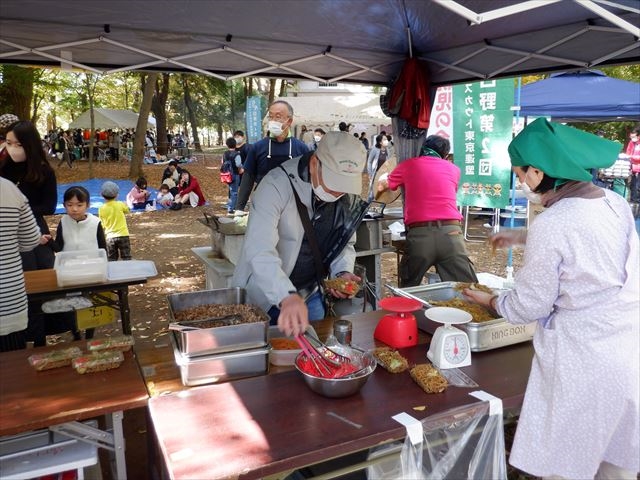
[268,326,301,366]
[72,351,124,374]
[87,335,134,353]
[54,249,108,287]
[28,347,83,371]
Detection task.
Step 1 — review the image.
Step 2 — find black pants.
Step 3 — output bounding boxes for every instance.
[630,173,640,203]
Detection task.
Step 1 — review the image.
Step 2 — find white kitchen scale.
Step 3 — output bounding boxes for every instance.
[426,307,472,369]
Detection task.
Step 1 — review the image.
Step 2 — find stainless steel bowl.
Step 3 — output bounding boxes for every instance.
[294,346,377,398]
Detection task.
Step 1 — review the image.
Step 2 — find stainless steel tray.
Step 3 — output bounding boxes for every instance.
[398,282,535,352]
[167,288,269,357]
[171,332,270,386]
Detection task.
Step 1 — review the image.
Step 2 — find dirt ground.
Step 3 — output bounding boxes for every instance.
[48,154,528,479]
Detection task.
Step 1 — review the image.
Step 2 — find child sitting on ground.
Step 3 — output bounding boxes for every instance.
[98,181,132,261]
[156,183,174,209]
[126,177,153,210]
[47,185,107,340]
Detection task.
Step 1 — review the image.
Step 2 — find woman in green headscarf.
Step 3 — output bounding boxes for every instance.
[464,119,639,479]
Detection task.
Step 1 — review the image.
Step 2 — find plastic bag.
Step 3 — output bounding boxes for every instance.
[367,401,506,479]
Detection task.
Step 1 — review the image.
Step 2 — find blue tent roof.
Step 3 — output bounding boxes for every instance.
[519,70,640,122]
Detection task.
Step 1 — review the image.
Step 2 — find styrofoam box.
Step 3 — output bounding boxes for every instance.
[54,249,108,287]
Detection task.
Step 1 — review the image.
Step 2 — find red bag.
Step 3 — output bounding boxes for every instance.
[220,171,233,184]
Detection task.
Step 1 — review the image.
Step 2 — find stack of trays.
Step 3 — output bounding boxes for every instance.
[167,288,270,386]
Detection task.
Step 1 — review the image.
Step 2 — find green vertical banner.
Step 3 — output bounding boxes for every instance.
[246,96,263,144]
[453,79,514,208]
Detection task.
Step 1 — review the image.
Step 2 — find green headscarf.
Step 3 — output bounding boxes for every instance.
[508,118,621,182]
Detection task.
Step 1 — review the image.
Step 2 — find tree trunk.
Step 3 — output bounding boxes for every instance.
[130,72,158,178]
[268,79,276,105]
[151,73,170,155]
[181,74,202,152]
[278,79,286,97]
[0,65,34,120]
[84,74,96,179]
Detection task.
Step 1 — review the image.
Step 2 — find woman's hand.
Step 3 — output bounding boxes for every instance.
[462,289,499,316]
[326,272,361,299]
[489,229,527,249]
[40,234,52,245]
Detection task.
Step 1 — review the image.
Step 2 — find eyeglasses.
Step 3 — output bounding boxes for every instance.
[267,113,289,121]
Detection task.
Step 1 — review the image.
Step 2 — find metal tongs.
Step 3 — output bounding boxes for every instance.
[295,331,351,378]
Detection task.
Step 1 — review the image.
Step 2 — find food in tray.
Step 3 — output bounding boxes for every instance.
[372,347,409,373]
[28,347,83,371]
[72,351,125,374]
[269,338,300,350]
[87,335,134,352]
[453,282,494,294]
[410,363,448,393]
[173,304,267,326]
[323,278,361,296]
[430,298,497,322]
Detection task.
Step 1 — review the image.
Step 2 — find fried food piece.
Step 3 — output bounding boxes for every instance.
[410,363,448,393]
[372,347,409,373]
[324,278,360,295]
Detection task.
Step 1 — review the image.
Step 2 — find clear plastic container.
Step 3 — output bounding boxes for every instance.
[28,347,83,371]
[72,351,124,374]
[54,249,108,287]
[87,335,134,353]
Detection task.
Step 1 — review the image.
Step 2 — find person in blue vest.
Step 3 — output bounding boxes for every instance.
[234,100,309,214]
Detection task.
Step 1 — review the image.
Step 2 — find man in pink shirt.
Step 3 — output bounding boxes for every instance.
[378,135,477,286]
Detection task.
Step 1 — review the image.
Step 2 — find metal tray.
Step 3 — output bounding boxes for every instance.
[167,288,269,357]
[171,332,270,386]
[399,282,536,352]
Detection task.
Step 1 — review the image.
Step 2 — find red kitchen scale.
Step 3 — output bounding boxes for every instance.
[374,297,422,348]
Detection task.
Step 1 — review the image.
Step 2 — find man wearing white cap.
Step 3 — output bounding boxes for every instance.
[232,132,367,336]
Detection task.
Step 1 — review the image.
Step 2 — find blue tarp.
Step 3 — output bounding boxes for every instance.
[519,70,640,122]
[55,179,158,215]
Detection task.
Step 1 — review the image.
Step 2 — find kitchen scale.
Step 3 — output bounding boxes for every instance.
[374,297,422,348]
[426,307,472,369]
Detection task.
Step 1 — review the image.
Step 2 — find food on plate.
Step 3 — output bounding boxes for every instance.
[324,278,360,296]
[453,282,494,294]
[430,298,497,322]
[270,338,300,350]
[410,363,448,393]
[372,347,409,373]
[87,335,134,353]
[173,304,267,326]
[28,347,83,371]
[72,351,125,374]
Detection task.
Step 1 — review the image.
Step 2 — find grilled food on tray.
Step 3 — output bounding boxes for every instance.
[410,363,448,393]
[453,282,494,294]
[430,298,497,322]
[324,278,360,296]
[173,304,267,326]
[373,347,409,373]
[87,334,134,353]
[72,351,125,374]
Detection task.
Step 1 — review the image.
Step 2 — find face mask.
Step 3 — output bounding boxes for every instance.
[234,136,244,145]
[381,139,389,147]
[314,135,322,142]
[313,184,342,202]
[521,170,542,204]
[7,145,26,162]
[268,121,284,137]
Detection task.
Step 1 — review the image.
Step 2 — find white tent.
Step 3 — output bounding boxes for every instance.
[278,94,389,127]
[69,108,156,130]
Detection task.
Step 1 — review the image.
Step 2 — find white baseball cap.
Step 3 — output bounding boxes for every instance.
[314,131,366,195]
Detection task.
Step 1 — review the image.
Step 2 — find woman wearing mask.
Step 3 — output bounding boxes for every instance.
[464,119,639,480]
[366,134,389,180]
[0,121,58,346]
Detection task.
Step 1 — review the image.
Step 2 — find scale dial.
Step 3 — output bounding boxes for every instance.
[442,333,470,365]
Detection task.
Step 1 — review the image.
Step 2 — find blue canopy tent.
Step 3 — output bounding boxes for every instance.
[519,70,640,123]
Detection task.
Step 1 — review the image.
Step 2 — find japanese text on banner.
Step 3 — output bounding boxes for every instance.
[246,96,263,144]
[452,79,514,208]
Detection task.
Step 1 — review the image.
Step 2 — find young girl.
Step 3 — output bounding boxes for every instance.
[126,177,152,210]
[156,183,174,208]
[48,186,107,340]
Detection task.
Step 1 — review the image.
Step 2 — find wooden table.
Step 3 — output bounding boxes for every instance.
[148,311,533,479]
[24,269,148,335]
[0,346,149,479]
